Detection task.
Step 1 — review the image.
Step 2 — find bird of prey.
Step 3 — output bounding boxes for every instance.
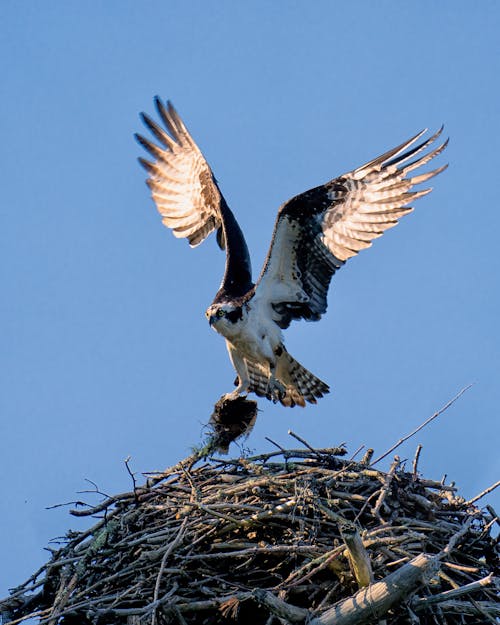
[136,98,447,407]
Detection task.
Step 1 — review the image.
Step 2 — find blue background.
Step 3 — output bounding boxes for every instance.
[1,1,499,602]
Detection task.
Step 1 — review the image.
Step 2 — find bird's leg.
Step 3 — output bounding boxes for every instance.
[266,358,286,403]
[225,343,250,400]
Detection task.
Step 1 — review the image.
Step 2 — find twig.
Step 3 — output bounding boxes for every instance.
[411,573,494,607]
[371,384,472,466]
[469,597,499,624]
[265,437,286,453]
[124,456,139,505]
[69,490,146,517]
[414,600,500,619]
[412,444,423,479]
[287,430,321,457]
[360,448,374,465]
[347,444,365,462]
[253,589,308,623]
[151,517,188,625]
[439,515,475,558]
[372,456,400,518]
[1,608,52,625]
[486,504,500,529]
[466,479,500,506]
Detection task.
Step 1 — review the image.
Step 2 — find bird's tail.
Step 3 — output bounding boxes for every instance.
[245,348,329,407]
[276,349,330,407]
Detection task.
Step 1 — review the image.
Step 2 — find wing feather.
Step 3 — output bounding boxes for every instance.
[136,97,223,248]
[253,128,448,328]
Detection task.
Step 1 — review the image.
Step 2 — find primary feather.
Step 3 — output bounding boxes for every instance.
[136,98,223,248]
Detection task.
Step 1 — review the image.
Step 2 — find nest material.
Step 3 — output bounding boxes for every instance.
[1,443,499,625]
[208,395,259,454]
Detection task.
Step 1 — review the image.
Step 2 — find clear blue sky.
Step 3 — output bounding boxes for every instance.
[1,1,499,600]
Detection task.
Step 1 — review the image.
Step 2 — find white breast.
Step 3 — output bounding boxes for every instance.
[235,302,282,362]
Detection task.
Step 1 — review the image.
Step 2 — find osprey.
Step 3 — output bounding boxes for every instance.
[136,98,447,407]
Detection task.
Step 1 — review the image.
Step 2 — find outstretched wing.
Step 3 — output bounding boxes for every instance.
[136,98,253,298]
[136,97,223,248]
[253,128,448,329]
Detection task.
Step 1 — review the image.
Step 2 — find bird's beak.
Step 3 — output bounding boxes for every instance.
[208,315,216,327]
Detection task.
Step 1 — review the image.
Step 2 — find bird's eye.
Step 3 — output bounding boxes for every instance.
[217,309,225,317]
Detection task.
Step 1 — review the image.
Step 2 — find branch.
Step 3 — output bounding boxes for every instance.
[372,456,400,518]
[467,480,500,506]
[411,573,495,608]
[253,589,308,623]
[339,524,373,588]
[309,553,440,625]
[371,385,472,466]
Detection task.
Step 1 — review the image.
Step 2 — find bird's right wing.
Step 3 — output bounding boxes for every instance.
[136,97,223,248]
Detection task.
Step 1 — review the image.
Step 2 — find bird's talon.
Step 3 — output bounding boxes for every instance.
[266,379,286,403]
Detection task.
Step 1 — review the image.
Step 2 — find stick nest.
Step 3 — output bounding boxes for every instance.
[1,442,499,625]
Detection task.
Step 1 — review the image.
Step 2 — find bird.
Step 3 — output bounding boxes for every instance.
[136,98,448,407]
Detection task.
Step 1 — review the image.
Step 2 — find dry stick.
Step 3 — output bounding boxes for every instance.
[69,489,146,517]
[2,608,52,625]
[288,430,320,456]
[339,524,373,588]
[411,573,494,608]
[265,436,287,455]
[419,600,500,618]
[469,597,499,625]
[371,384,472,466]
[151,518,188,625]
[183,544,319,561]
[283,545,346,588]
[466,479,500,506]
[124,455,139,505]
[213,447,347,468]
[347,444,366,463]
[439,514,475,557]
[372,456,400,518]
[412,444,423,478]
[45,571,79,625]
[361,448,374,465]
[486,504,500,529]
[253,589,309,623]
[173,606,189,625]
[309,553,440,625]
[145,450,205,488]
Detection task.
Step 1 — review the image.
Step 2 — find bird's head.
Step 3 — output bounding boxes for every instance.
[205,303,243,333]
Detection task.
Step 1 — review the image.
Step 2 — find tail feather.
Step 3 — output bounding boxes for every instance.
[244,348,329,407]
[277,350,329,407]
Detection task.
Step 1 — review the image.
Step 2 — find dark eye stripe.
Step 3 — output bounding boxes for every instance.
[225,308,243,323]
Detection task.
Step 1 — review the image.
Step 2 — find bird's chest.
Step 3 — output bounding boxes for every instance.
[226,307,281,361]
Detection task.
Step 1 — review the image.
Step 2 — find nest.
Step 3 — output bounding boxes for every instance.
[1,439,499,625]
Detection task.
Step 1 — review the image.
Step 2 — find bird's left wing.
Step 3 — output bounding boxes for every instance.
[253,128,448,329]
[136,97,223,248]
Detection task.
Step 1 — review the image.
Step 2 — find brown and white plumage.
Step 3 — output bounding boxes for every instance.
[137,98,448,407]
[136,99,222,247]
[254,127,448,331]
